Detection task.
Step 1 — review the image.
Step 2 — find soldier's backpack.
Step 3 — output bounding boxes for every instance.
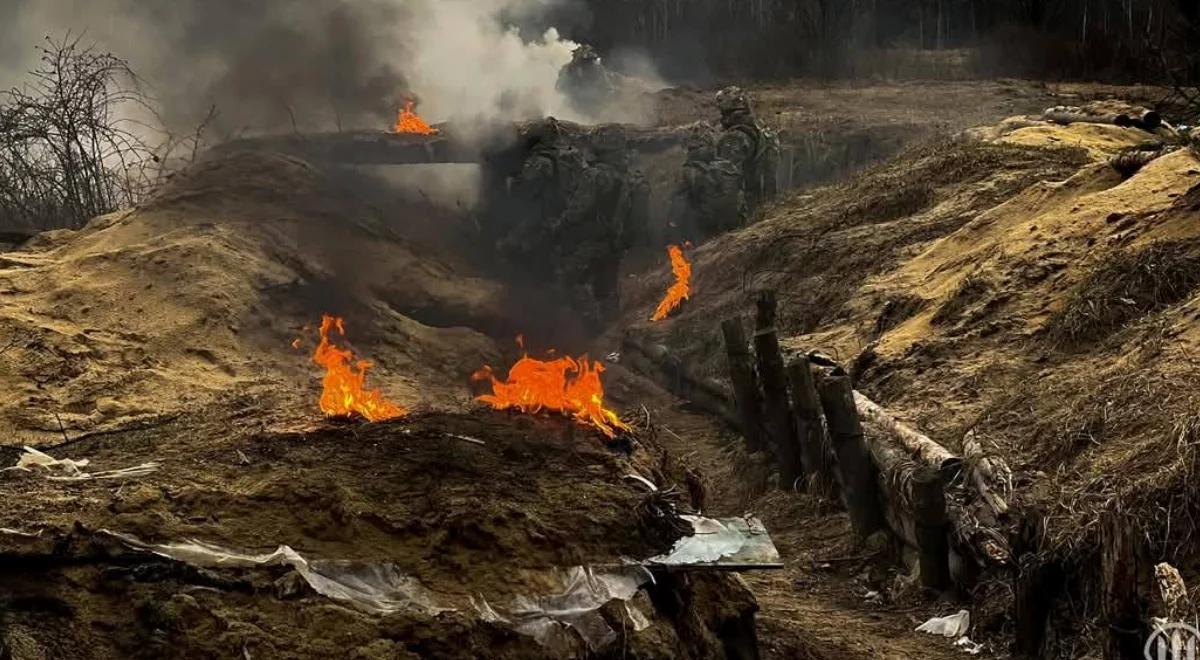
[731,122,781,201]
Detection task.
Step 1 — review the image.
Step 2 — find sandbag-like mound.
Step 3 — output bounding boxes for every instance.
[0,149,510,442]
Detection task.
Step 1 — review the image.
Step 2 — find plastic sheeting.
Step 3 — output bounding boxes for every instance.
[916,610,971,638]
[473,566,654,654]
[645,515,782,569]
[2,446,158,481]
[105,532,449,616]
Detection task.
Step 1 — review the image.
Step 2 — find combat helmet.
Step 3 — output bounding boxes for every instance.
[715,86,752,115]
[572,44,600,64]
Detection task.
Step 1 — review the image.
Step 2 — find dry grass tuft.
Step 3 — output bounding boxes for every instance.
[932,271,991,326]
[1047,241,1200,346]
[841,182,935,224]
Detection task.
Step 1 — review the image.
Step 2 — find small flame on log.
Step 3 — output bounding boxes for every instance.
[394,100,438,135]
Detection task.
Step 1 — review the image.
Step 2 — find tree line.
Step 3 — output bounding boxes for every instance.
[580,0,1199,94]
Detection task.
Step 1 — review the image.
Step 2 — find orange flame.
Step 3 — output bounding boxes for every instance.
[311,315,406,422]
[651,244,692,321]
[472,345,630,438]
[394,100,438,135]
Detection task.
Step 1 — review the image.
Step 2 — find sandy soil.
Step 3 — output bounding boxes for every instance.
[2,79,1193,658]
[622,93,1200,655]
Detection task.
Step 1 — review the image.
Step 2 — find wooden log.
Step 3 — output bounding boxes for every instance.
[754,291,803,487]
[963,430,1011,518]
[620,335,741,430]
[786,357,835,495]
[812,358,1007,568]
[912,466,952,591]
[1101,510,1149,660]
[721,318,766,453]
[815,370,885,538]
[853,392,962,482]
[1014,554,1063,657]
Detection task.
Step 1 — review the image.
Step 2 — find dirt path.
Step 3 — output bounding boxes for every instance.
[607,366,986,659]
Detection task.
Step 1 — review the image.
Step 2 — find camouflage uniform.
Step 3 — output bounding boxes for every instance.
[497,118,585,275]
[671,125,746,240]
[714,86,780,214]
[553,124,648,324]
[557,45,617,115]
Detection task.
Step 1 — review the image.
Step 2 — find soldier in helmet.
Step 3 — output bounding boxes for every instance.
[713,86,780,214]
[557,44,617,117]
[550,123,648,325]
[497,117,585,277]
[670,124,746,241]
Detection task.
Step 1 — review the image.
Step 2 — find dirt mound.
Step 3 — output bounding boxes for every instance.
[622,107,1200,653]
[0,409,755,658]
[0,149,512,443]
[621,136,1091,379]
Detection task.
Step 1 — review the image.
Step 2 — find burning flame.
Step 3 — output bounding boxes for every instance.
[311,315,406,422]
[472,344,630,438]
[651,244,692,321]
[394,100,438,135]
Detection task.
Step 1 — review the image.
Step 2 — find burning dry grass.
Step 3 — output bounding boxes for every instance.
[472,342,630,438]
[311,315,406,422]
[1047,240,1200,346]
[651,244,692,322]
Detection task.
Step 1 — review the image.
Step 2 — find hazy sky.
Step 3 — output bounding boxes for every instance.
[0,0,599,136]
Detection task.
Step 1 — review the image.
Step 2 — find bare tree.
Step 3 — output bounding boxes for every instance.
[0,33,159,233]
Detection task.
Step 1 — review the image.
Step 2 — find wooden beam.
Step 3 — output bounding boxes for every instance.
[853,391,962,482]
[721,318,766,453]
[754,291,803,487]
[912,466,952,591]
[815,370,885,538]
[1101,510,1149,660]
[786,357,835,496]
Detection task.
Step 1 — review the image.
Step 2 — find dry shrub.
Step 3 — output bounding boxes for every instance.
[932,271,990,326]
[994,353,1200,562]
[1048,241,1200,346]
[840,182,934,225]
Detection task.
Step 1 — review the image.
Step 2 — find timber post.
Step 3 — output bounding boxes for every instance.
[912,466,952,591]
[753,290,803,486]
[1012,512,1063,658]
[721,317,765,453]
[786,356,831,494]
[815,369,885,538]
[1100,509,1149,660]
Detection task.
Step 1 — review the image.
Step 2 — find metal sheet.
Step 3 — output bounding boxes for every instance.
[644,515,783,571]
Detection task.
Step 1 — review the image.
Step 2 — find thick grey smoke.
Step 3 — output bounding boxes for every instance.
[1,0,657,137]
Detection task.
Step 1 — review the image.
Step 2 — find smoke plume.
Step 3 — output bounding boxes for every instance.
[0,0,658,137]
